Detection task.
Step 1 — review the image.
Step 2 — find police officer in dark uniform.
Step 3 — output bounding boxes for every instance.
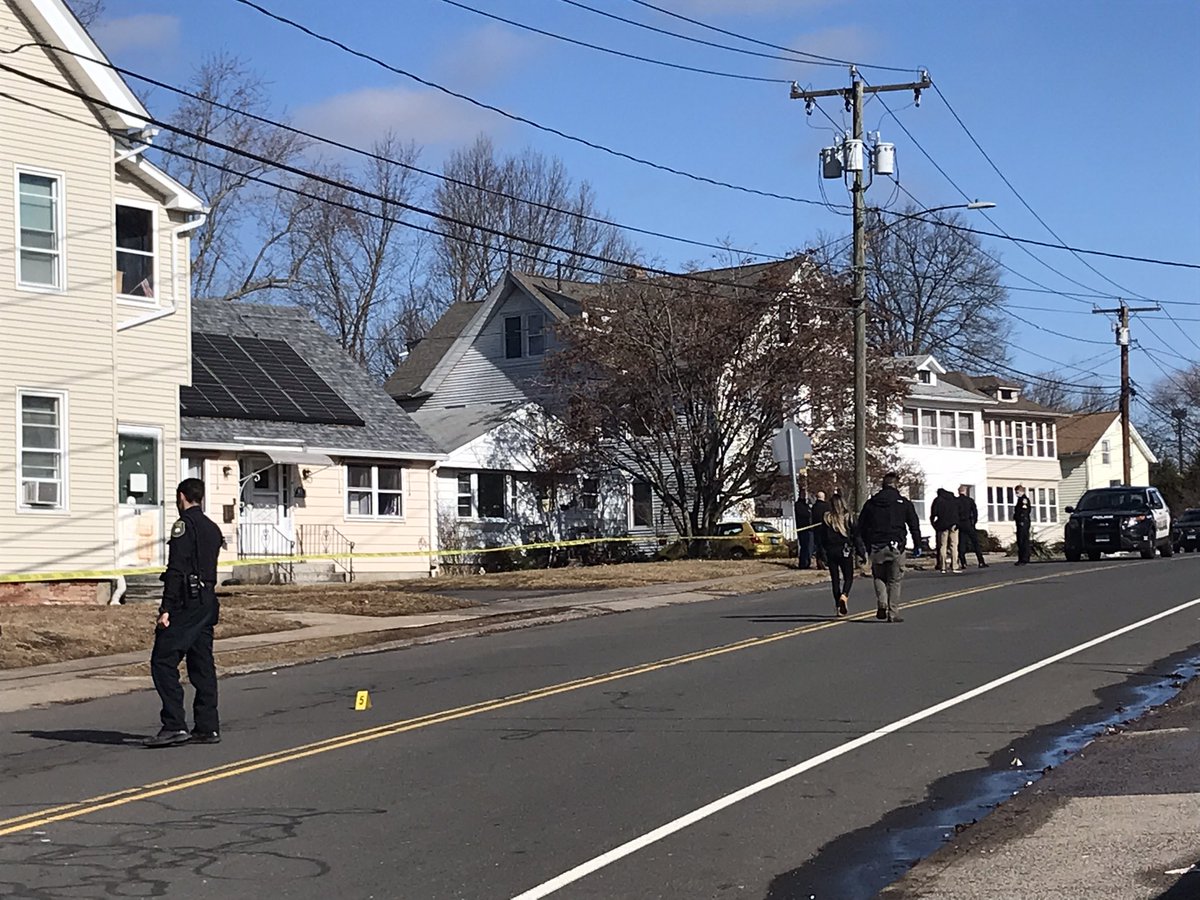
[1013,484,1033,566]
[145,478,225,748]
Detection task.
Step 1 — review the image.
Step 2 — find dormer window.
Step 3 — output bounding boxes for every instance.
[998,388,1017,402]
[917,370,933,384]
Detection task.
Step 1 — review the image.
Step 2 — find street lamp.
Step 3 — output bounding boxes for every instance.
[849,200,996,512]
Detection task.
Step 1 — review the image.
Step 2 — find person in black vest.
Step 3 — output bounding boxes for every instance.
[956,484,988,569]
[810,490,831,570]
[858,474,923,623]
[1013,484,1033,566]
[145,478,225,748]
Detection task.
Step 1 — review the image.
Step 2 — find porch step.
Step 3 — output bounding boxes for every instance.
[120,574,163,605]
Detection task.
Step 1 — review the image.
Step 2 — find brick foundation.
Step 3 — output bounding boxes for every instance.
[0,580,113,606]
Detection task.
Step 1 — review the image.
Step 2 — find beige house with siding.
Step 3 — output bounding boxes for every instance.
[1057,411,1156,514]
[1,0,205,600]
[181,301,443,582]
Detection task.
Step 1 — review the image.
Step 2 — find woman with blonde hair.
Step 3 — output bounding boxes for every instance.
[818,493,867,616]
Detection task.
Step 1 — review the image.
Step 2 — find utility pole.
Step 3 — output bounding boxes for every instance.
[1171,407,1187,470]
[792,68,930,511]
[1092,301,1160,484]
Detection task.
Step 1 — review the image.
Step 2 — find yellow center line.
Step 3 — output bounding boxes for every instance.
[0,562,1136,837]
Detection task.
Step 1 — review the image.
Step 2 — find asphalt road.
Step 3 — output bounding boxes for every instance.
[2,555,1199,900]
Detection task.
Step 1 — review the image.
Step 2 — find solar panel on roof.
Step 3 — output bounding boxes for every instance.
[181,333,364,427]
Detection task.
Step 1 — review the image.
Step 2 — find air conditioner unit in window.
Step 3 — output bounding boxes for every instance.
[22,480,60,507]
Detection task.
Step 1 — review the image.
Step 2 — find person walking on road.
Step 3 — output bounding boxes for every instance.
[956,485,988,569]
[819,493,866,617]
[1014,484,1033,566]
[810,490,830,571]
[858,473,924,623]
[795,494,814,570]
[145,478,225,748]
[930,487,961,574]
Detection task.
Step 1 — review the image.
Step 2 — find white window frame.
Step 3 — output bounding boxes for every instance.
[115,198,159,305]
[900,409,919,445]
[454,471,509,521]
[180,455,205,482]
[16,388,69,514]
[1100,439,1111,465]
[957,412,976,449]
[502,313,547,360]
[15,167,66,293]
[345,463,406,520]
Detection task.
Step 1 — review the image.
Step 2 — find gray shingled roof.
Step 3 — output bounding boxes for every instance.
[942,371,1067,416]
[383,300,483,400]
[409,401,527,451]
[182,300,442,456]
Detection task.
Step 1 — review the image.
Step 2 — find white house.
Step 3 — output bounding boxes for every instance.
[1057,411,1156,514]
[894,355,995,545]
[942,371,1067,546]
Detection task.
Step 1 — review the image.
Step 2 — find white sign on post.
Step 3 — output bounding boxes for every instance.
[772,421,812,472]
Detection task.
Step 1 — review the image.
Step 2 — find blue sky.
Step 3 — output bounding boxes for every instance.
[91,0,1199,418]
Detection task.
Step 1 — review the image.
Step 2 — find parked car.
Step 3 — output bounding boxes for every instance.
[1172,508,1200,553]
[1063,486,1173,561]
[712,519,787,559]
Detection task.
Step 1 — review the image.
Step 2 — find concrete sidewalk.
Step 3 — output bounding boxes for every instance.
[882,674,1200,900]
[0,568,818,714]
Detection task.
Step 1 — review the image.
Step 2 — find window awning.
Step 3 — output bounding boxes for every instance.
[265,449,335,467]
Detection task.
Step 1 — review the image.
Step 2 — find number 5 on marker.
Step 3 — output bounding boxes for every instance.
[354,690,372,711]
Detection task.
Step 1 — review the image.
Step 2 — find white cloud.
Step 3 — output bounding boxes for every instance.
[91,14,181,57]
[779,25,879,73]
[294,86,501,150]
[434,23,540,87]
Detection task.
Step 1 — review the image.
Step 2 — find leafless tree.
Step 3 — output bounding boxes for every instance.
[433,136,634,303]
[158,53,309,301]
[286,135,431,378]
[1139,362,1200,462]
[68,0,104,26]
[544,260,908,538]
[818,206,1012,368]
[1024,372,1114,413]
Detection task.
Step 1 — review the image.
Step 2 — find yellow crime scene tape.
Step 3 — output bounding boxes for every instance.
[0,524,822,584]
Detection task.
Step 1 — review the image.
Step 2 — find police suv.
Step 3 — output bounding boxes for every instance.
[1063,486,1173,561]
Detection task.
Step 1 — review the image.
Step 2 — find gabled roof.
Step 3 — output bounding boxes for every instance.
[182,301,442,458]
[384,259,810,403]
[383,300,482,400]
[13,0,148,131]
[942,371,1068,417]
[1057,411,1157,463]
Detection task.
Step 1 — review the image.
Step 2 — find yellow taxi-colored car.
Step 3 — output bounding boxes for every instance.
[713,519,786,558]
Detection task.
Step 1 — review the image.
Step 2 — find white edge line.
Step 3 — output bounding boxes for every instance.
[512,595,1200,900]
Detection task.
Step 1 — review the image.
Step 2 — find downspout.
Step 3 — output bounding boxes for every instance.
[428,464,439,577]
[116,212,206,332]
[109,575,127,605]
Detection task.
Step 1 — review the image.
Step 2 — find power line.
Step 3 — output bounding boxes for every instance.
[624,0,914,73]
[554,0,846,68]
[930,82,1161,300]
[436,0,791,83]
[0,41,792,264]
[227,0,839,209]
[0,60,858,307]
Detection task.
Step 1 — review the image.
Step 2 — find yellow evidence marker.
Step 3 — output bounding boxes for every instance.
[354,690,372,711]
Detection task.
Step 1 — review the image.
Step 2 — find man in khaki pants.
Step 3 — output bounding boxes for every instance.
[930,487,961,574]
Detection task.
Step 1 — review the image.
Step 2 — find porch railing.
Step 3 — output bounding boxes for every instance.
[236,523,295,584]
[296,524,356,582]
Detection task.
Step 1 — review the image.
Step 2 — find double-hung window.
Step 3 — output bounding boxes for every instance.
[456,472,508,519]
[957,412,976,449]
[503,313,547,359]
[900,409,919,445]
[630,481,653,528]
[346,464,404,517]
[18,391,66,510]
[17,171,63,289]
[116,204,155,299]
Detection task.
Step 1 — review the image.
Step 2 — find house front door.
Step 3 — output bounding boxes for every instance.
[240,461,295,557]
[117,428,164,568]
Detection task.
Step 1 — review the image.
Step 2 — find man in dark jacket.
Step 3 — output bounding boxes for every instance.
[858,473,924,623]
[146,478,225,748]
[930,487,960,574]
[795,495,814,569]
[1013,484,1033,566]
[956,484,988,569]
[810,490,831,570]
